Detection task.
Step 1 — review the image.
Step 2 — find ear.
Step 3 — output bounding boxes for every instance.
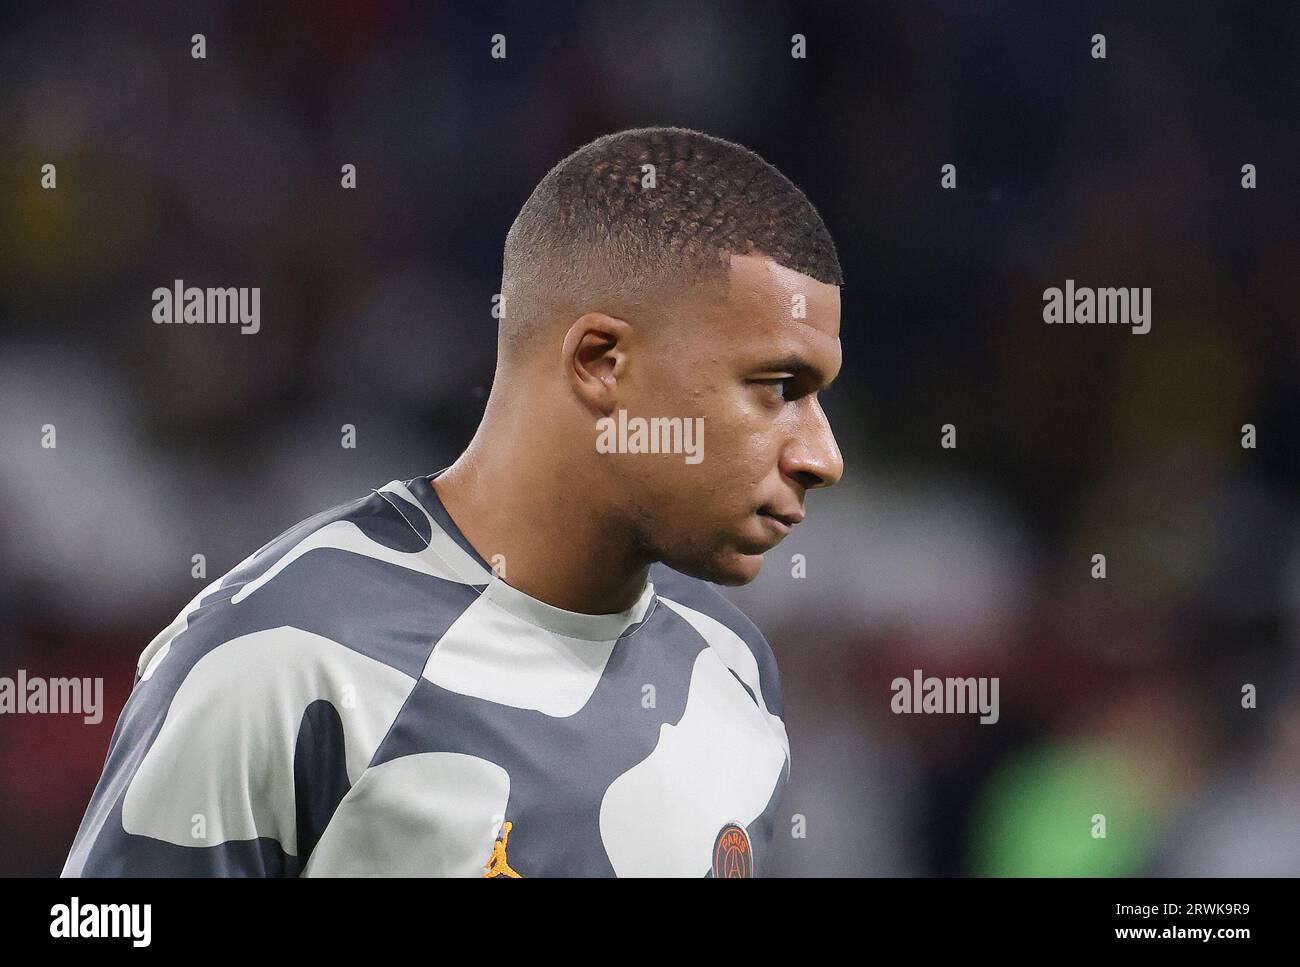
[562,312,632,415]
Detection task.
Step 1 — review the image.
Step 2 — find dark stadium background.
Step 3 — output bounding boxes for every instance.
[1,1,1297,876]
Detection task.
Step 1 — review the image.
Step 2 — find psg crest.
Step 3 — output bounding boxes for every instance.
[711,822,753,878]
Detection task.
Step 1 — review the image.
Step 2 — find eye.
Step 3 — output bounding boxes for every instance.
[753,377,791,401]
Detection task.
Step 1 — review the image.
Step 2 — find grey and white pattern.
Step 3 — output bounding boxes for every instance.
[62,474,790,877]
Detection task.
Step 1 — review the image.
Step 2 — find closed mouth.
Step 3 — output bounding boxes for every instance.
[757,507,804,533]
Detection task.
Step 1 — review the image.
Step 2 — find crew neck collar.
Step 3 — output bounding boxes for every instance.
[403,471,657,642]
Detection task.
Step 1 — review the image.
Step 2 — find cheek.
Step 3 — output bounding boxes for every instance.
[638,374,778,497]
[703,408,779,477]
[663,424,777,522]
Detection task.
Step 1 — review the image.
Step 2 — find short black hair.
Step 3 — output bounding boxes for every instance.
[500,126,842,354]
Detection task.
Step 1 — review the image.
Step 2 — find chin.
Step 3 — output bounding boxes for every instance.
[667,549,765,586]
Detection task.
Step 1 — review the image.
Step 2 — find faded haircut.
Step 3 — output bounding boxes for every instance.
[499,126,842,357]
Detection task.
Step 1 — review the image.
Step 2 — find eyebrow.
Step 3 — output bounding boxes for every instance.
[751,355,838,390]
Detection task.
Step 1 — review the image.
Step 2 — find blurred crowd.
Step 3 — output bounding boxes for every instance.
[1,0,1296,875]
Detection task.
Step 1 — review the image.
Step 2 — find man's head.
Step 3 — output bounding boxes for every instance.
[494,126,844,585]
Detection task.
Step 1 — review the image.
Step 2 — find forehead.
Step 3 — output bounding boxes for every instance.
[707,253,841,353]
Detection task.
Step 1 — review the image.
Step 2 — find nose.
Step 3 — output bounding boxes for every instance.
[781,398,844,491]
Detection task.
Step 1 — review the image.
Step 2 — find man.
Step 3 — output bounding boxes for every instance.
[63,126,844,877]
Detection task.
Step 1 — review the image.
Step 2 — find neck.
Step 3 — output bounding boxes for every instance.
[432,390,651,615]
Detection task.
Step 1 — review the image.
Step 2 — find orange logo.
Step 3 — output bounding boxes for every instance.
[711,823,753,878]
[482,820,523,878]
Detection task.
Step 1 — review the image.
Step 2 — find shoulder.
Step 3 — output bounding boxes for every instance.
[111,483,461,859]
[137,479,488,685]
[649,563,784,719]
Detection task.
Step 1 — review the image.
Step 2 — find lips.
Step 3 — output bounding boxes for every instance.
[757,506,804,535]
[759,506,800,527]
